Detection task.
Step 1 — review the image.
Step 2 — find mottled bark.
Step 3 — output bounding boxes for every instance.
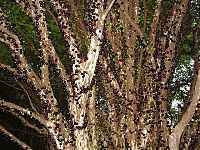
[0,0,198,149]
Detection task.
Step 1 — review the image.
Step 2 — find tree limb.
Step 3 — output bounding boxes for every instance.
[0,10,41,91]
[123,12,144,40]
[169,24,200,150]
[0,99,46,126]
[84,0,116,86]
[0,124,32,150]
[14,76,39,114]
[3,108,47,135]
[0,63,20,77]
[101,0,116,22]
[169,65,200,149]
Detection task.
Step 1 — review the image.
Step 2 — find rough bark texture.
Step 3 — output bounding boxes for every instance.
[0,0,199,150]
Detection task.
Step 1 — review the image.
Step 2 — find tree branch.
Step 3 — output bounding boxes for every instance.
[49,0,82,76]
[26,0,50,85]
[101,0,116,22]
[169,65,200,149]
[0,99,46,126]
[0,10,41,91]
[14,76,39,114]
[16,0,72,112]
[0,79,23,91]
[99,55,122,96]
[0,124,32,150]
[84,0,116,86]
[4,108,47,135]
[157,0,190,143]
[46,0,74,95]
[147,0,162,68]
[169,23,199,150]
[123,12,144,40]
[0,63,20,76]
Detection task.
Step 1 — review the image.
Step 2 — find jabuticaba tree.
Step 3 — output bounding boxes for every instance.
[0,0,199,149]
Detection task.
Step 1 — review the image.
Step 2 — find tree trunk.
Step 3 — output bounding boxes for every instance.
[0,0,199,150]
